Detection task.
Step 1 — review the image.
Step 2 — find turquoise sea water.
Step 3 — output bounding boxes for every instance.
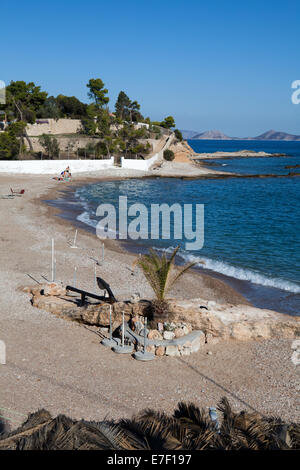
[61,140,300,315]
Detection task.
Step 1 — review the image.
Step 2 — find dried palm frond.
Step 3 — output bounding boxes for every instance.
[0,398,298,450]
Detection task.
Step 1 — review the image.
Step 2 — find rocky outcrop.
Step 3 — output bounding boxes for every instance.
[169,140,195,163]
[25,285,300,343]
[167,299,300,341]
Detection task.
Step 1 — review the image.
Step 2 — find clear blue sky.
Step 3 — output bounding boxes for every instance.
[1,0,299,136]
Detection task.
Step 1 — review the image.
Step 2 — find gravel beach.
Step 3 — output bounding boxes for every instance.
[0,171,298,428]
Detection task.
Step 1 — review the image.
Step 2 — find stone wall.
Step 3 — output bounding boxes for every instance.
[26,119,82,136]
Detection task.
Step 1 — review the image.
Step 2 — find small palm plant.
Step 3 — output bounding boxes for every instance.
[134,246,197,323]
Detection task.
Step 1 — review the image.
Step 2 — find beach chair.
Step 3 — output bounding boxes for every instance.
[10,188,25,196]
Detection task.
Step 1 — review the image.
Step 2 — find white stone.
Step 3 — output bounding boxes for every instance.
[190,337,201,353]
[165,345,180,357]
[291,350,300,366]
[291,340,300,350]
[163,331,175,340]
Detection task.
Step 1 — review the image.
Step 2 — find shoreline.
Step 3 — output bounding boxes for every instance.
[0,172,299,427]
[42,178,249,306]
[46,176,299,316]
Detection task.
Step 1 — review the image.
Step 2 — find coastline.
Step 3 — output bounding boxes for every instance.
[47,176,299,316]
[0,172,299,428]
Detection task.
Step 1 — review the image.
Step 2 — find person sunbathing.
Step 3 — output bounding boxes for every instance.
[53,166,72,181]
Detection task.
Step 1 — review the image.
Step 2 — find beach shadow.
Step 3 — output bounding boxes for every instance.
[176,357,264,416]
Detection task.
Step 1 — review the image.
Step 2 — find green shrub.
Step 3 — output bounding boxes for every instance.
[174,129,183,141]
[163,149,175,161]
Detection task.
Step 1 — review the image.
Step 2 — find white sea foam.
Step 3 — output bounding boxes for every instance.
[77,211,97,228]
[179,252,300,294]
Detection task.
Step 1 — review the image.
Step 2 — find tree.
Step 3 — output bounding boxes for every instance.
[5,80,48,152]
[117,123,149,158]
[87,78,109,108]
[36,96,61,120]
[134,246,196,301]
[174,129,183,141]
[128,100,143,122]
[0,121,27,159]
[56,95,87,119]
[115,91,143,122]
[38,134,60,159]
[134,246,196,323]
[160,116,175,129]
[115,91,131,120]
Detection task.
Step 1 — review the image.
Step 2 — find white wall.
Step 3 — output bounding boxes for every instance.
[121,153,160,171]
[0,158,114,174]
[121,134,175,171]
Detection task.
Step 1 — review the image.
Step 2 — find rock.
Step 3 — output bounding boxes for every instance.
[207,300,216,309]
[132,319,144,335]
[43,282,66,297]
[155,346,165,357]
[148,329,163,341]
[146,345,155,354]
[182,325,190,335]
[291,340,300,350]
[291,350,300,366]
[174,328,185,338]
[130,292,141,304]
[190,337,201,353]
[165,345,180,357]
[163,331,175,340]
[207,351,213,355]
[181,348,191,356]
[99,327,109,334]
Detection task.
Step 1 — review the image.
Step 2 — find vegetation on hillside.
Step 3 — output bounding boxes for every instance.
[0,78,181,160]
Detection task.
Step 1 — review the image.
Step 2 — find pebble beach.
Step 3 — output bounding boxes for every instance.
[0,171,299,429]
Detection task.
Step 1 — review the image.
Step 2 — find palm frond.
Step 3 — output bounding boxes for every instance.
[135,246,195,301]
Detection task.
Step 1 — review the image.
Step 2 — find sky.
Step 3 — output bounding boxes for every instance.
[1,0,300,136]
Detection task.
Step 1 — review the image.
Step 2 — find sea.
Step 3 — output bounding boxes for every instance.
[49,140,300,316]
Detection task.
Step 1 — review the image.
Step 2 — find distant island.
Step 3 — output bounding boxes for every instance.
[181,129,300,141]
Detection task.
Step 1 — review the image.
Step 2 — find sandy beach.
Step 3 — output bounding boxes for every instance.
[0,171,299,429]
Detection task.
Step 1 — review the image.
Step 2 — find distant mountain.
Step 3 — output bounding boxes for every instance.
[180,130,199,139]
[253,130,300,141]
[192,130,233,140]
[181,129,300,141]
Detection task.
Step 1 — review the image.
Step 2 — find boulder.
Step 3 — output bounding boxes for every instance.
[146,345,156,354]
[155,346,165,357]
[163,331,175,340]
[165,345,180,357]
[174,328,185,338]
[180,347,191,356]
[148,330,163,341]
[43,282,66,297]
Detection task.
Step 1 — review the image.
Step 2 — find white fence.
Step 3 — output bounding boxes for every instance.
[0,158,115,174]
